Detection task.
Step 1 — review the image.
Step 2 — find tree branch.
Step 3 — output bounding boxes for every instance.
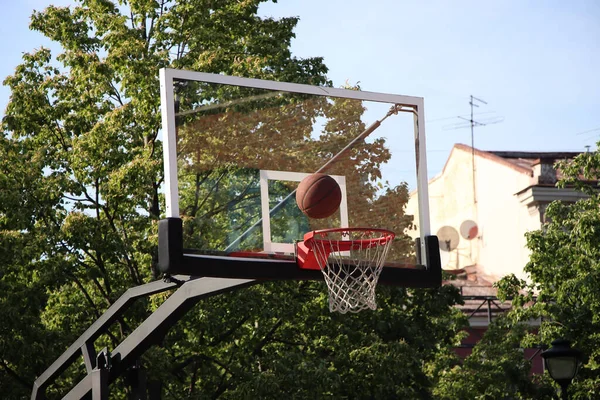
[252,319,283,356]
[173,354,232,377]
[0,359,31,389]
[188,363,198,396]
[209,316,251,346]
[100,202,141,285]
[108,81,124,106]
[68,272,103,320]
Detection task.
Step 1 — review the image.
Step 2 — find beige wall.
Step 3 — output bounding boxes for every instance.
[474,151,535,280]
[406,145,540,282]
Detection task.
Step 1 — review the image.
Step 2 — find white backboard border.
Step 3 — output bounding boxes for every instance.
[260,170,348,254]
[159,68,432,265]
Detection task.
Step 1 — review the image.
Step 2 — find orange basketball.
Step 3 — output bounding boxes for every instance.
[296,174,342,219]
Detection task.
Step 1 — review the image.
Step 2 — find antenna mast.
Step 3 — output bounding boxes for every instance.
[444,96,504,204]
[467,96,486,156]
[468,96,485,204]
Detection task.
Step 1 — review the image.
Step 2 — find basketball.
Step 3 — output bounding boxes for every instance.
[296,174,342,219]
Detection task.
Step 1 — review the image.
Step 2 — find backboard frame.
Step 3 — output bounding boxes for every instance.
[158,68,437,281]
[259,170,349,254]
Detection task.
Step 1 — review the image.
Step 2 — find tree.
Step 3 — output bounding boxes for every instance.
[155,280,466,399]
[1,1,465,398]
[0,133,66,398]
[433,315,555,399]
[514,150,600,398]
[433,149,600,399]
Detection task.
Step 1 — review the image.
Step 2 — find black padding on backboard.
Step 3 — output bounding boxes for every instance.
[158,218,183,274]
[169,253,440,287]
[158,217,442,288]
[423,235,442,287]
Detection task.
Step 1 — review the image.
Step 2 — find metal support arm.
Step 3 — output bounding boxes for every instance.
[31,276,193,400]
[60,278,256,400]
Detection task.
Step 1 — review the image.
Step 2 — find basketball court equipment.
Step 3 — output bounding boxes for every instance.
[158,68,441,306]
[31,69,443,399]
[296,173,342,219]
[31,69,442,400]
[297,228,395,313]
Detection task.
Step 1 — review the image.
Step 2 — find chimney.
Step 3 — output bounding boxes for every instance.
[532,158,557,185]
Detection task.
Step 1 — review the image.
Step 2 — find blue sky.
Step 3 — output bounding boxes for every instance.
[2,0,599,180]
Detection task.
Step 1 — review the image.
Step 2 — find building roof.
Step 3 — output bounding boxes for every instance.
[451,144,581,176]
[444,264,535,326]
[431,144,585,190]
[444,265,514,324]
[488,150,581,174]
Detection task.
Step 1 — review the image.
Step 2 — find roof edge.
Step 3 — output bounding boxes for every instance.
[453,143,533,176]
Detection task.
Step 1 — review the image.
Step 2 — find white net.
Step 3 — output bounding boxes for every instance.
[308,229,395,313]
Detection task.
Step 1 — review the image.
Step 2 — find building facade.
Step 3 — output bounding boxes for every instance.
[407,144,583,282]
[406,144,584,372]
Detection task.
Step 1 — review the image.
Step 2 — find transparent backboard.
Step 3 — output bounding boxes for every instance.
[159,69,431,268]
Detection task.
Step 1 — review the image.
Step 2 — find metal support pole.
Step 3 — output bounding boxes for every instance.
[82,342,97,373]
[91,369,109,400]
[128,362,147,400]
[91,350,110,400]
[560,383,569,400]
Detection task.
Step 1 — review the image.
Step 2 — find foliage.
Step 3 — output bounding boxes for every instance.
[0,135,66,398]
[157,281,466,399]
[455,149,600,399]
[433,316,554,399]
[424,148,600,399]
[517,152,600,398]
[0,0,464,399]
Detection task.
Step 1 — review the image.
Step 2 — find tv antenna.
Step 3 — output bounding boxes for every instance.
[444,95,503,203]
[443,95,504,148]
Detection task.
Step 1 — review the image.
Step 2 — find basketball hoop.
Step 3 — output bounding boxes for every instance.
[297,228,395,313]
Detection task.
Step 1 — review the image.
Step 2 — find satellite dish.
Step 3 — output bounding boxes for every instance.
[437,226,459,252]
[460,220,479,240]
